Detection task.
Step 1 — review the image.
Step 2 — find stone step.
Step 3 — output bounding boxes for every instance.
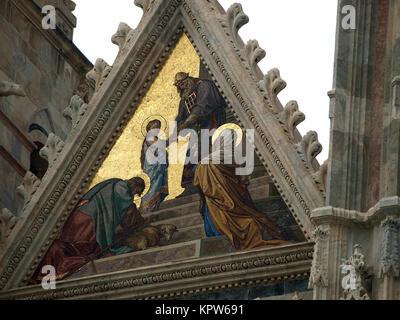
[158,174,274,210]
[66,235,238,281]
[152,212,203,229]
[159,223,206,246]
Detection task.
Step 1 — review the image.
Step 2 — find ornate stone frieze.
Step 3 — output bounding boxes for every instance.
[0,209,20,252]
[295,131,322,173]
[379,216,400,279]
[86,58,113,94]
[308,226,329,289]
[340,244,371,300]
[39,133,65,169]
[277,100,305,143]
[63,95,88,131]
[16,172,41,210]
[0,81,25,97]
[0,242,313,300]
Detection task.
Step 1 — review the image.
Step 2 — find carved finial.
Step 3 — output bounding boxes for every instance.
[111,22,136,63]
[39,133,65,168]
[308,226,329,290]
[63,95,88,129]
[242,40,265,81]
[277,101,305,142]
[16,172,41,209]
[135,0,157,15]
[0,208,20,250]
[312,159,329,196]
[86,58,112,93]
[296,131,322,172]
[63,0,76,11]
[379,216,400,279]
[0,81,26,97]
[258,68,287,114]
[340,244,371,300]
[222,3,249,50]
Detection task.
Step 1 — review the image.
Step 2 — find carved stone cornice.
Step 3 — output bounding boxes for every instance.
[0,242,313,300]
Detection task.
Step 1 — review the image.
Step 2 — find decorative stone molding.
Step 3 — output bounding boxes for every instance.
[308,226,329,290]
[0,81,25,97]
[111,22,137,63]
[63,95,88,130]
[379,216,400,279]
[295,131,322,173]
[86,58,112,94]
[39,133,65,169]
[219,3,249,51]
[258,68,287,114]
[0,242,313,300]
[340,244,371,300]
[0,209,20,251]
[277,100,305,142]
[16,172,41,210]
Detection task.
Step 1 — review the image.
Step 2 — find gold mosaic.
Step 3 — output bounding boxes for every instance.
[88,34,200,206]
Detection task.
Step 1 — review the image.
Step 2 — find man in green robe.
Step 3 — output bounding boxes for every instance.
[32,177,148,282]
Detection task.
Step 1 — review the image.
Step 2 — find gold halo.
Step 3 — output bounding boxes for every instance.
[141,115,168,138]
[212,123,243,147]
[132,114,168,139]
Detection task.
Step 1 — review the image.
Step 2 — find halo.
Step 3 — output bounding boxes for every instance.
[139,114,168,138]
[212,123,243,147]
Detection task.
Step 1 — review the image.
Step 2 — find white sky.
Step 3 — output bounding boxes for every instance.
[73,0,338,162]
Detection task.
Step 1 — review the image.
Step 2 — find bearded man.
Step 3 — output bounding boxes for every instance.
[174,72,227,193]
[31,177,151,282]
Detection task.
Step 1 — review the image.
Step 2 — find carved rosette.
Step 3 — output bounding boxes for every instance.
[379,216,400,279]
[308,226,329,289]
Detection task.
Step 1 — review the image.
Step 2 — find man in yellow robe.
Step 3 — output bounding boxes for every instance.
[192,132,290,250]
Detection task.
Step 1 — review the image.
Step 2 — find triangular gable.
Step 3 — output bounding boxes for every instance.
[0,0,326,290]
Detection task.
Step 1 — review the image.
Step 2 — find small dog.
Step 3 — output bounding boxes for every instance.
[122,224,177,251]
